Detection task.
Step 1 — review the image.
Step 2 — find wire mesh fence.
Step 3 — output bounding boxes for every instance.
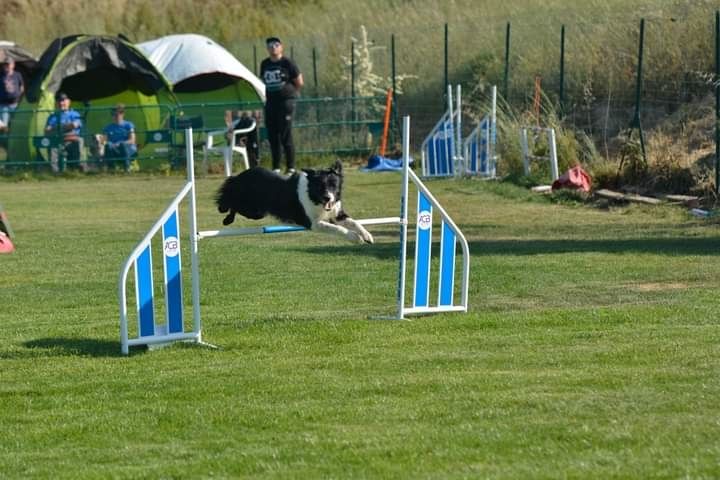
[2,6,719,177]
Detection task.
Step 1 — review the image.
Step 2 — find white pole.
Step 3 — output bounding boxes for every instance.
[396,116,411,319]
[186,128,202,341]
[520,128,530,176]
[223,147,232,177]
[491,85,497,177]
[456,84,463,175]
[446,84,455,174]
[548,128,559,181]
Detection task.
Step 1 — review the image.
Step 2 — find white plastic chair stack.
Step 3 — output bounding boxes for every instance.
[203,118,257,176]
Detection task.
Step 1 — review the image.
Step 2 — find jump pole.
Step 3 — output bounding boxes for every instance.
[119,118,470,354]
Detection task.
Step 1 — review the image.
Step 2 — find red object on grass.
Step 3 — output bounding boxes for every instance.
[552,165,592,192]
[0,232,14,253]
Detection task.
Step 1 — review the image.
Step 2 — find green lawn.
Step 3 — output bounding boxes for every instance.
[1,169,719,479]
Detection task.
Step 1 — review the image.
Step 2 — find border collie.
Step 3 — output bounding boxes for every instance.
[215,160,374,244]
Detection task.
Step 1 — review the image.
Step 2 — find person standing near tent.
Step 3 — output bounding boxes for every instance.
[0,59,24,133]
[260,36,303,174]
[101,103,137,170]
[45,92,83,169]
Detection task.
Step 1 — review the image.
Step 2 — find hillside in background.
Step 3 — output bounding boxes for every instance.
[3,0,720,192]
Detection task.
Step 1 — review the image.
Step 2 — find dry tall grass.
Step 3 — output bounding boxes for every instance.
[3,0,719,191]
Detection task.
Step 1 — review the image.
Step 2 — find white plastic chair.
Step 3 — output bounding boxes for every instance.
[203,118,257,176]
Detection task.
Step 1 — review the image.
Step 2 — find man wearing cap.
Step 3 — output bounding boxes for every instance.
[0,58,24,132]
[45,92,83,168]
[101,103,137,170]
[260,36,304,174]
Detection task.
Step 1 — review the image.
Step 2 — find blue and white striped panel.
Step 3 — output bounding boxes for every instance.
[413,193,433,307]
[163,210,183,334]
[438,221,457,306]
[135,244,155,337]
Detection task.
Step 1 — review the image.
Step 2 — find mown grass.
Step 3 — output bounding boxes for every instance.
[1,167,719,478]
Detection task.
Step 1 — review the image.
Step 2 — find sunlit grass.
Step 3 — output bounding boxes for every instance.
[0,168,719,478]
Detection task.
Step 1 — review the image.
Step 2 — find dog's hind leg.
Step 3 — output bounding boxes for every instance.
[222,210,237,225]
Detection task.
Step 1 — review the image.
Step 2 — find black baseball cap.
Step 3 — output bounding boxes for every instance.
[266,37,281,46]
[55,91,69,101]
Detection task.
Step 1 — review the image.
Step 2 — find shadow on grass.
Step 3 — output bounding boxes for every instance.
[289,236,720,258]
[466,237,720,256]
[288,238,401,260]
[22,337,121,358]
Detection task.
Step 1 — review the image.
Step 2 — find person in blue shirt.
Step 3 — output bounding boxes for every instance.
[44,91,83,167]
[101,103,136,170]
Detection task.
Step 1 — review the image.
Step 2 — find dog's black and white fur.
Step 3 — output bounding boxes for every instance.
[215,160,374,244]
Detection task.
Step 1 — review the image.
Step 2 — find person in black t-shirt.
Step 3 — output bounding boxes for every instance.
[260,36,304,174]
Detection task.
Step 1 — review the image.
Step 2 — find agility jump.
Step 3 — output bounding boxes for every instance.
[421,84,497,178]
[118,116,470,355]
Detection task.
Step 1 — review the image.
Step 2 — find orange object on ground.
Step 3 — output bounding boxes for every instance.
[552,165,592,192]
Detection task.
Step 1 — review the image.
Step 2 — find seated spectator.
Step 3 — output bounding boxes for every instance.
[0,59,24,133]
[231,110,260,167]
[44,91,83,170]
[101,103,137,170]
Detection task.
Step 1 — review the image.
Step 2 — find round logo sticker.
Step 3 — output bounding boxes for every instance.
[417,210,432,230]
[164,236,179,258]
[41,138,51,147]
[153,132,163,142]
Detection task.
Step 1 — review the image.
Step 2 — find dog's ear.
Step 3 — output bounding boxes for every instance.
[331,160,343,174]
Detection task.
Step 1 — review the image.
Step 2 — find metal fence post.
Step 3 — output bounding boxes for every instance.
[253,45,257,75]
[630,18,647,167]
[444,22,449,93]
[503,22,511,101]
[715,11,719,194]
[559,24,565,117]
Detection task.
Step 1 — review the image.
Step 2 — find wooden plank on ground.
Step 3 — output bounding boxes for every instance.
[595,189,625,200]
[623,194,663,205]
[664,194,700,207]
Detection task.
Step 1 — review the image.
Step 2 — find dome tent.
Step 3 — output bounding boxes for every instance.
[0,41,39,81]
[138,34,265,129]
[8,34,177,165]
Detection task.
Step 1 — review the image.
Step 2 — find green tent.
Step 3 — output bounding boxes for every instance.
[8,34,177,166]
[138,34,265,130]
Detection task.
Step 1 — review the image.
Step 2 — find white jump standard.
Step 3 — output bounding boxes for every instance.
[118,117,470,355]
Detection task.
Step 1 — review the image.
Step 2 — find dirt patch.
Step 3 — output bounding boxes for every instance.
[627,282,689,292]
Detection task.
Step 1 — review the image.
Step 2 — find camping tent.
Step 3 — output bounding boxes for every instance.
[0,41,39,81]
[138,34,265,129]
[8,34,177,164]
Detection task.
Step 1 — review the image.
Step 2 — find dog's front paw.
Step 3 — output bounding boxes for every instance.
[347,230,374,244]
[360,231,374,244]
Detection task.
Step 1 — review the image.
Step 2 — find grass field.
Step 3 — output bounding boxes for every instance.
[1,167,719,478]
